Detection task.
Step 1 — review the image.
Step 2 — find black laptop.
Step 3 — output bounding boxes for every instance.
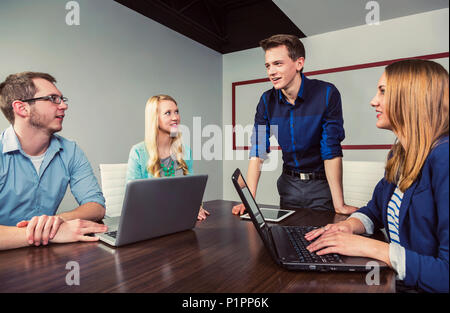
[231,168,387,272]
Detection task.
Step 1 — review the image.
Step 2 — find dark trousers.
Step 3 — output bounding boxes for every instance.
[277,172,333,211]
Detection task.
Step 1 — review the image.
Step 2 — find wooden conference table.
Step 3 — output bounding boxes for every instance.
[0,200,395,293]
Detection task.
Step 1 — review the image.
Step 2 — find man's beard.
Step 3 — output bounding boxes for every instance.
[29,108,59,136]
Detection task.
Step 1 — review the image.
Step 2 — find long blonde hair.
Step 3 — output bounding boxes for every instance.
[384,59,449,191]
[144,94,189,177]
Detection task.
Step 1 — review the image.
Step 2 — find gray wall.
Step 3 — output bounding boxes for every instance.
[222,9,449,204]
[0,0,223,212]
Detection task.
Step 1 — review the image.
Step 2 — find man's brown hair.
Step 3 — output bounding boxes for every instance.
[259,34,306,70]
[0,72,57,124]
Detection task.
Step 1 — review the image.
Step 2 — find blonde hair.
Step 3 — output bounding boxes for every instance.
[384,59,449,191]
[144,94,189,177]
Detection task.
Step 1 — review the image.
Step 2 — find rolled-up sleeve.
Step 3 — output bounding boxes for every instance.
[348,212,375,235]
[390,242,406,280]
[249,94,270,160]
[69,145,105,207]
[320,85,344,160]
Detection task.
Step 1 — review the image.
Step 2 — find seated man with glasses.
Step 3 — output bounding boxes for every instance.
[0,72,107,250]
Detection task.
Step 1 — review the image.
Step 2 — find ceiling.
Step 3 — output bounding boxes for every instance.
[114,0,304,54]
[115,0,449,54]
[274,0,449,36]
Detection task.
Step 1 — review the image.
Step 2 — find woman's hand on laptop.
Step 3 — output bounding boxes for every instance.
[304,221,353,242]
[305,231,384,259]
[305,228,392,267]
[49,219,107,244]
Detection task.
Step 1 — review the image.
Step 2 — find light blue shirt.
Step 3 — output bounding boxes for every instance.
[0,126,105,226]
[126,141,193,182]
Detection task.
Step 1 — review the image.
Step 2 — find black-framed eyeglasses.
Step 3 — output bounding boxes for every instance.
[21,94,68,105]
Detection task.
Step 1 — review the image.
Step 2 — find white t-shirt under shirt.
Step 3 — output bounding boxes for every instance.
[25,152,45,174]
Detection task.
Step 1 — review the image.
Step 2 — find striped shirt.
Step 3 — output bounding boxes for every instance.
[387,187,403,244]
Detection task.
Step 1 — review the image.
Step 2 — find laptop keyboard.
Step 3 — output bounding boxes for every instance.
[284,226,342,264]
[105,231,118,239]
[103,227,341,263]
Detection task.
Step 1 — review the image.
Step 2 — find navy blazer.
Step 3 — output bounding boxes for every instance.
[358,136,449,293]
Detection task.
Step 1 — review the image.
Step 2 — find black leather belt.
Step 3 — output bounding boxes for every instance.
[283,169,327,180]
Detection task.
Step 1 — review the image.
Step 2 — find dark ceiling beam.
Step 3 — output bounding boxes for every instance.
[222,0,266,11]
[114,0,305,54]
[149,0,225,43]
[115,0,229,52]
[221,0,306,53]
[203,0,226,37]
[178,0,200,14]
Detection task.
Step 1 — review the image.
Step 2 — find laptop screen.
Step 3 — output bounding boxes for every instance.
[241,187,265,228]
[232,168,283,265]
[231,169,270,237]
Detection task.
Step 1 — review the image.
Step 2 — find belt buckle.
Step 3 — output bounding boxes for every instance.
[299,173,309,180]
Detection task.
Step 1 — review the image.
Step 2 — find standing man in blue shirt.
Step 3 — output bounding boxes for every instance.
[0,72,107,250]
[232,34,357,215]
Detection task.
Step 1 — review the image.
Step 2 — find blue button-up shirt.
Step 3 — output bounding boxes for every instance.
[0,126,105,226]
[249,73,345,173]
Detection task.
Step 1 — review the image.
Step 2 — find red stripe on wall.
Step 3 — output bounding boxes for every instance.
[341,145,393,150]
[235,145,392,151]
[232,52,449,150]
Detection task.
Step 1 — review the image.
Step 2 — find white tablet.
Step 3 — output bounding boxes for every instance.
[240,207,295,223]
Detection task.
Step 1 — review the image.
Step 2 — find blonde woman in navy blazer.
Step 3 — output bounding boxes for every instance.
[305,60,448,293]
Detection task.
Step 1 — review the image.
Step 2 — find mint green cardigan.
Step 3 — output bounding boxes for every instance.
[126,142,193,182]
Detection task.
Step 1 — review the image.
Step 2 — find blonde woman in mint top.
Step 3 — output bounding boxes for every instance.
[304,60,448,293]
[126,94,209,220]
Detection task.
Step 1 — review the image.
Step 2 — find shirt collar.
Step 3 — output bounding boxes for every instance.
[1,125,62,155]
[2,125,21,154]
[278,73,307,104]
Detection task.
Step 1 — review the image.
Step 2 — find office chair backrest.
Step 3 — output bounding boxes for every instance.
[99,163,128,217]
[342,160,385,208]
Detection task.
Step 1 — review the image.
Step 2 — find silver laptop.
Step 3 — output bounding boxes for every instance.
[96,175,208,247]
